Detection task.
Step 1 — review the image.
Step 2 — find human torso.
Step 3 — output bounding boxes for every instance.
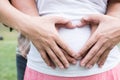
[27,0,120,77]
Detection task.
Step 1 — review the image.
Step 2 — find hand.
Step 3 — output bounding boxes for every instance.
[20,15,77,69]
[76,14,120,68]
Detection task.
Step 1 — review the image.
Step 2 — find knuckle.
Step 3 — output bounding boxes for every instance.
[55,50,63,58]
[51,56,56,60]
[90,53,95,58]
[95,54,100,59]
[86,41,95,48]
[106,43,114,50]
[108,47,113,50]
[49,33,57,39]
[103,43,109,48]
[96,33,102,38]
[44,39,52,45]
[85,44,91,49]
[101,37,109,43]
[97,33,107,40]
[90,50,97,56]
[49,53,55,60]
[57,53,63,58]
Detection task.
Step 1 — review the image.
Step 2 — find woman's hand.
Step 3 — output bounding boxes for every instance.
[76,14,120,68]
[20,15,77,69]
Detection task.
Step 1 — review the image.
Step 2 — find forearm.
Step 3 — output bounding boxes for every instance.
[106,0,120,18]
[10,0,39,16]
[0,0,30,32]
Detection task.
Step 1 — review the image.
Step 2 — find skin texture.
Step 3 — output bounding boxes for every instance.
[76,0,120,68]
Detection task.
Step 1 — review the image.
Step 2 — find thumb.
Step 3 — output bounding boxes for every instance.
[52,16,76,28]
[77,14,104,27]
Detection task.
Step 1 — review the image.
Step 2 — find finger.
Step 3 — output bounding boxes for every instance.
[46,47,64,69]
[98,49,111,68]
[90,24,98,35]
[56,23,76,29]
[39,49,52,67]
[61,49,77,65]
[82,14,104,24]
[77,35,98,59]
[85,42,108,69]
[77,14,104,27]
[52,16,75,27]
[77,18,89,27]
[81,36,111,68]
[65,21,76,28]
[46,53,56,69]
[55,37,77,58]
[54,17,76,28]
[32,42,52,67]
[50,41,70,68]
[80,38,104,67]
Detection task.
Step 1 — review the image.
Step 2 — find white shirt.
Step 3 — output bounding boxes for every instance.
[27,0,120,77]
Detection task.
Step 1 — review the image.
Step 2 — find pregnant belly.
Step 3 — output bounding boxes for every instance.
[28,20,120,77]
[58,20,91,53]
[29,20,91,61]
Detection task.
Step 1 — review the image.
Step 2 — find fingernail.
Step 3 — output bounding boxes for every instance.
[72,61,77,65]
[74,55,79,59]
[99,64,103,68]
[66,64,69,68]
[60,66,64,69]
[81,63,85,67]
[73,54,77,57]
[51,66,56,69]
[47,63,51,67]
[86,65,92,69]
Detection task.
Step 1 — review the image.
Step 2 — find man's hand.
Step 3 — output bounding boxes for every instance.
[22,15,77,69]
[76,14,120,68]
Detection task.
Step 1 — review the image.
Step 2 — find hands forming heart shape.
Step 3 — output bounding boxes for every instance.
[24,14,120,69]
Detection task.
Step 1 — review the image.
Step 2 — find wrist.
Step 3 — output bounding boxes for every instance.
[15,15,34,35]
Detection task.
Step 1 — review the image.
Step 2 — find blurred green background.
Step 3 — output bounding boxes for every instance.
[0,24,17,80]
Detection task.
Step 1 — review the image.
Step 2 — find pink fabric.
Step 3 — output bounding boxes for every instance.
[24,64,120,80]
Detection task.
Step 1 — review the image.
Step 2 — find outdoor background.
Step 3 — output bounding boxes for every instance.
[0,23,17,80]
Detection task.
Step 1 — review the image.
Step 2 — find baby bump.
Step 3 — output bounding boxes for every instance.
[28,21,91,61]
[58,20,91,53]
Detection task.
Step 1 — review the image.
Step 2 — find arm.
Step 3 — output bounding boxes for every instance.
[10,0,39,16]
[0,0,76,69]
[107,0,120,18]
[76,0,120,68]
[10,0,77,68]
[0,0,28,30]
[10,0,39,59]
